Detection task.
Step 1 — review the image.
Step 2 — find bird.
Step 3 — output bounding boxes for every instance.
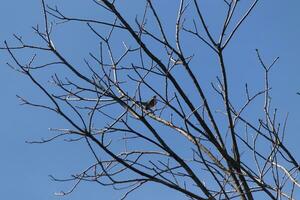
[139,95,157,110]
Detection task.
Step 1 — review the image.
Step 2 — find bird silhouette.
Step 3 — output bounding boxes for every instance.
[139,95,157,110]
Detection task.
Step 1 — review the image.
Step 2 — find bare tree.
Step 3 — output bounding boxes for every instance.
[2,0,300,199]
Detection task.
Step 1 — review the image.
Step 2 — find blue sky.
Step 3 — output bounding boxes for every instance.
[1,0,300,199]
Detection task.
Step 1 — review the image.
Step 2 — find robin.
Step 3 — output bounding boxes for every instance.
[139,95,157,110]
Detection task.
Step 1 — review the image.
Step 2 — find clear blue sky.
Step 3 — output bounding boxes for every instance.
[1,1,300,199]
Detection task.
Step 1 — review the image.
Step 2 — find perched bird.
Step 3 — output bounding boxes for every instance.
[139,95,157,110]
